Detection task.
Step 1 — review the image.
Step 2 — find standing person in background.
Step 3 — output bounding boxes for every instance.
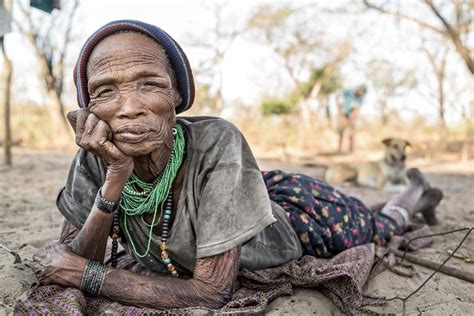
[336,84,367,153]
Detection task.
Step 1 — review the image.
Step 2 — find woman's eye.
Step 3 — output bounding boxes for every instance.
[144,81,160,87]
[97,88,113,97]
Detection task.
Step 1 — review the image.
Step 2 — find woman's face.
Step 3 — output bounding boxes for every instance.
[86,32,181,157]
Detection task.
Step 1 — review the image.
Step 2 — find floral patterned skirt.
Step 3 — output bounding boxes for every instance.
[263,170,401,258]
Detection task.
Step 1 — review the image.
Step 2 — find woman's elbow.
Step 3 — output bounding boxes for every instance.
[192,281,234,309]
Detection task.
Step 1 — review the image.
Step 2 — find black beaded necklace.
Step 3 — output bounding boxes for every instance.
[109,191,178,277]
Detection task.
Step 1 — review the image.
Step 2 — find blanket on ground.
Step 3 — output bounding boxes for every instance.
[14,225,432,315]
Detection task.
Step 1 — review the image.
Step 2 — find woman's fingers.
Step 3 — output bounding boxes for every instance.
[31,249,50,283]
[32,248,47,263]
[72,110,132,172]
[29,260,42,273]
[74,108,90,138]
[66,110,78,131]
[95,120,113,143]
[78,113,102,149]
[76,113,125,163]
[29,243,80,286]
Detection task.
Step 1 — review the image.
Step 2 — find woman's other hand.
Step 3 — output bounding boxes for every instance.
[30,242,87,288]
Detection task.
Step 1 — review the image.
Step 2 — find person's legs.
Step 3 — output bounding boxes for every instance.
[378,168,433,230]
[337,126,345,153]
[263,168,442,257]
[348,123,355,153]
[371,187,443,225]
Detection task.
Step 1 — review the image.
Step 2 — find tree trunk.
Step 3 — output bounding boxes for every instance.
[324,97,332,126]
[48,89,71,135]
[437,71,447,133]
[316,95,330,126]
[213,89,223,116]
[460,104,473,161]
[298,99,312,129]
[1,37,13,166]
[299,80,323,130]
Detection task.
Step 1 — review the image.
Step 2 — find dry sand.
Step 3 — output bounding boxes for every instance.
[1,149,473,315]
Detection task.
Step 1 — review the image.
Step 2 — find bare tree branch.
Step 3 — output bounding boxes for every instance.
[424,0,474,74]
[14,1,80,131]
[247,4,349,129]
[363,0,473,74]
[55,0,80,97]
[186,1,246,115]
[363,0,444,34]
[421,41,450,129]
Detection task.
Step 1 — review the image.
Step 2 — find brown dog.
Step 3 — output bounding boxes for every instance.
[325,138,411,191]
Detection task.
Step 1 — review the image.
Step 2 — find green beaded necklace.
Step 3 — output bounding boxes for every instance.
[120,124,185,258]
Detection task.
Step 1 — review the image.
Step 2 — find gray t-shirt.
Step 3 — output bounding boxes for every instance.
[57,117,301,274]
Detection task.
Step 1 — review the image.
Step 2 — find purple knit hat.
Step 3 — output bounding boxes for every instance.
[73,20,195,114]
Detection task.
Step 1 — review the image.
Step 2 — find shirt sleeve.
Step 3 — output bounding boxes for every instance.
[192,120,276,258]
[56,149,106,229]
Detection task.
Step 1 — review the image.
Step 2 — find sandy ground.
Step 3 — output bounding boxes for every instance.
[0,148,473,315]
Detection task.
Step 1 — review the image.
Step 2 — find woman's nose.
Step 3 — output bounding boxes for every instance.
[116,95,146,119]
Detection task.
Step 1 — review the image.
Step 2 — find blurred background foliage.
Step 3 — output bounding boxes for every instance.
[0,0,473,162]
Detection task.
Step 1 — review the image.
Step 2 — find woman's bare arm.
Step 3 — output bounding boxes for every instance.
[32,241,240,310]
[61,109,133,262]
[59,219,79,244]
[100,247,241,309]
[57,170,127,262]
[59,218,240,309]
[50,237,241,310]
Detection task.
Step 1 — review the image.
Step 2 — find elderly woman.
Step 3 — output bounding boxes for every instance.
[29,20,443,312]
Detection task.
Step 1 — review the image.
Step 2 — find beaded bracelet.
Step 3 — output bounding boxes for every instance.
[94,188,120,214]
[79,260,108,296]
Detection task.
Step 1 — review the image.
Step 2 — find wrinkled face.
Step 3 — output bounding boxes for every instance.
[382,138,411,165]
[86,32,181,157]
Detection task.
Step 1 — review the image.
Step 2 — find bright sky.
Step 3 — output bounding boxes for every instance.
[2,0,473,124]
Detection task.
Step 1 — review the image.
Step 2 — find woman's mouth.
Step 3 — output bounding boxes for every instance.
[115,124,154,143]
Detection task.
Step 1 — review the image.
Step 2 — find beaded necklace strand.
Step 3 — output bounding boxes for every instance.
[159,192,178,277]
[117,124,185,276]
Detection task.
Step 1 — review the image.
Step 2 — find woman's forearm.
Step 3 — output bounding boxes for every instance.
[64,172,127,261]
[102,270,228,309]
[68,208,113,261]
[101,247,240,309]
[59,225,240,309]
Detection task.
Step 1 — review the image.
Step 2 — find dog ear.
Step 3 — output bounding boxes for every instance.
[404,140,412,147]
[382,138,393,147]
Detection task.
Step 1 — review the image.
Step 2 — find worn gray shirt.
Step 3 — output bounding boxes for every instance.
[57,116,301,274]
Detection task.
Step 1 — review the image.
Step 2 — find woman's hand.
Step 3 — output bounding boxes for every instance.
[30,242,87,288]
[68,109,132,202]
[67,109,133,177]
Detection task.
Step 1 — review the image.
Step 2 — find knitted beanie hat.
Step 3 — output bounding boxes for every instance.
[73,19,195,114]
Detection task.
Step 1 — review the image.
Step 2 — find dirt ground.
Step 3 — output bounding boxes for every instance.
[0,148,473,315]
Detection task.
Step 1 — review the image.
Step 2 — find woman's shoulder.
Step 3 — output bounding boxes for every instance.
[177,116,244,149]
[177,116,240,133]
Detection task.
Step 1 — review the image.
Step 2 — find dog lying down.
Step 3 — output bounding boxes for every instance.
[325,138,411,192]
